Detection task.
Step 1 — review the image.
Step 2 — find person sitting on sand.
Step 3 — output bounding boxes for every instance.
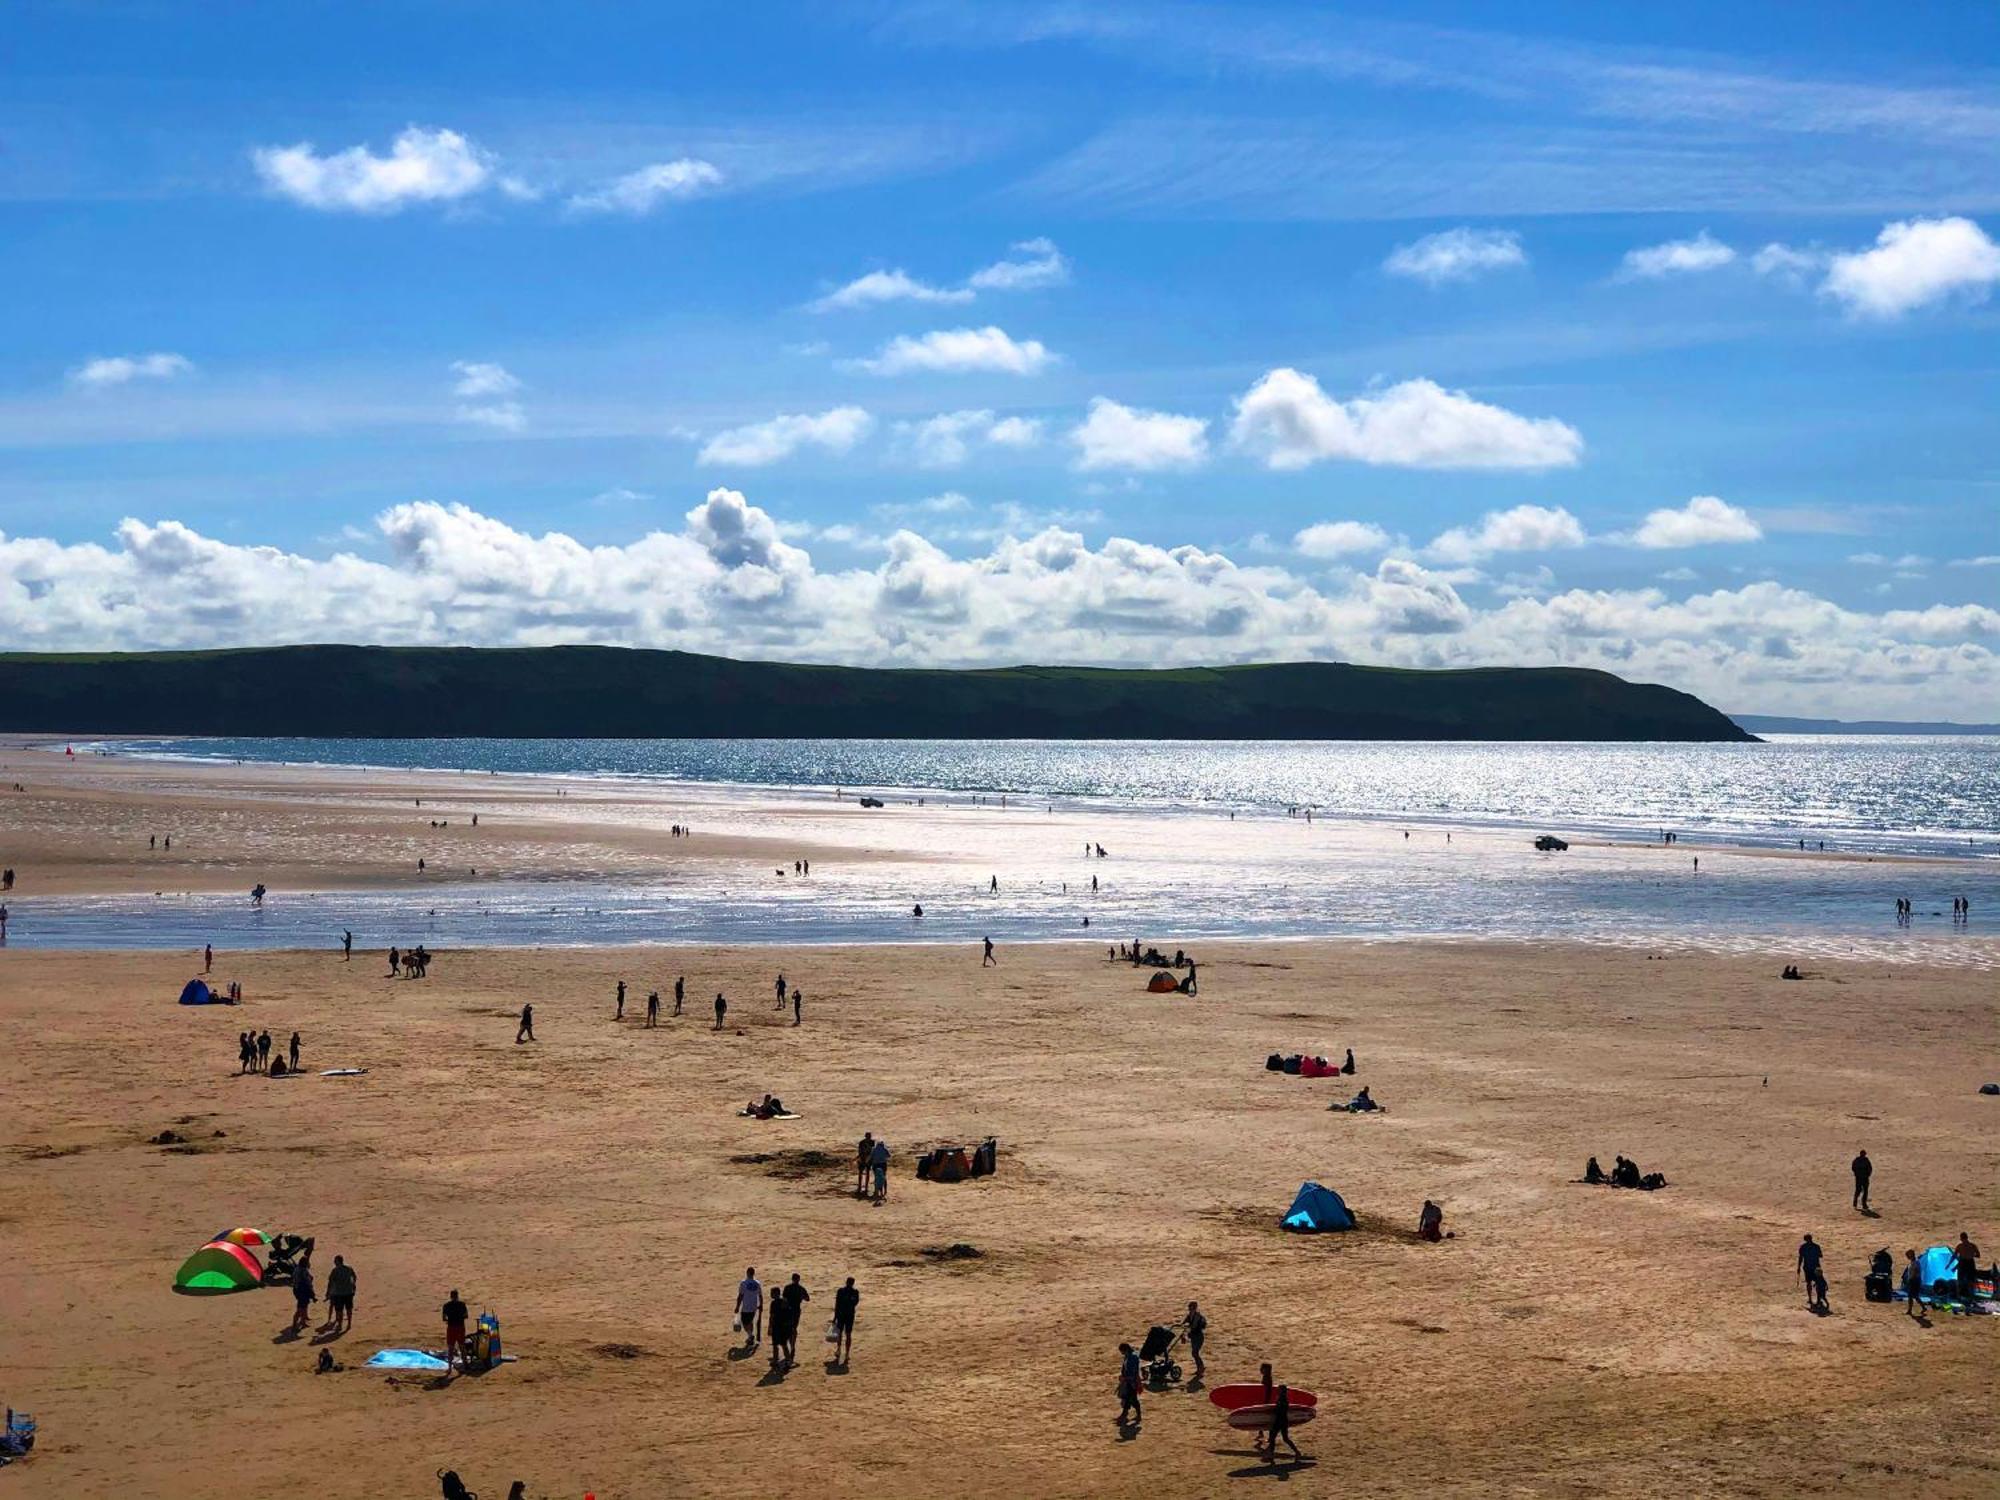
[1345,1086,1379,1112]
[1342,1048,1355,1075]
[1419,1200,1444,1242]
[1585,1156,1606,1185]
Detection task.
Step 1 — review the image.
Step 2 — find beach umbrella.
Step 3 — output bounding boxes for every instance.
[212,1227,274,1248]
[173,1240,264,1295]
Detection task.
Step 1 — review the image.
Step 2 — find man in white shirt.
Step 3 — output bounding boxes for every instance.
[735,1268,764,1346]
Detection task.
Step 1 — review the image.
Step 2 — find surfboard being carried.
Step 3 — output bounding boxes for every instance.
[1226,1403,1320,1431]
[1208,1384,1318,1412]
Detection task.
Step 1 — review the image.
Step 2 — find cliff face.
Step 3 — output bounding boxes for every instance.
[0,646,1755,741]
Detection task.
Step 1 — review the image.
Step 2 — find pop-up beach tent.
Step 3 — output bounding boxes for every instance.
[173,1239,264,1294]
[1146,972,1180,994]
[178,979,216,1005]
[1281,1181,1355,1232]
[1915,1245,1958,1291]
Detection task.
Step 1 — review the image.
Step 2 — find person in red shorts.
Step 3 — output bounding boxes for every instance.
[442,1288,469,1370]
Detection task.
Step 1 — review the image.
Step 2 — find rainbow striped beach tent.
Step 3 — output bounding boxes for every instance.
[173,1239,264,1295]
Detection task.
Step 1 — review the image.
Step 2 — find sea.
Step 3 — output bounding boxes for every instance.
[12,735,1998,958]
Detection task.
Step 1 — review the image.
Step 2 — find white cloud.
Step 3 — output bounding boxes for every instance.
[449,362,524,431]
[252,126,493,213]
[854,326,1053,376]
[1069,398,1209,472]
[1848,552,1932,569]
[1294,521,1392,558]
[1751,242,1823,284]
[70,353,194,389]
[4,500,1993,715]
[1383,227,1526,285]
[1947,555,2000,568]
[1632,495,1763,548]
[1231,369,1583,471]
[454,401,525,432]
[811,269,975,312]
[1819,215,2000,318]
[1657,566,1698,582]
[697,406,874,467]
[1426,504,1587,563]
[892,410,1044,468]
[966,237,1070,292]
[1618,231,1737,279]
[567,158,723,215]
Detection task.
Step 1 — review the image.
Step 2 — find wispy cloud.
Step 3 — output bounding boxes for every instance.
[1384,228,1526,284]
[1618,231,1736,279]
[567,158,723,215]
[697,406,874,466]
[812,239,1068,310]
[70,353,194,389]
[852,326,1054,376]
[451,361,524,431]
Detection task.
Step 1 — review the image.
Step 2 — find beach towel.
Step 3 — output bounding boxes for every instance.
[365,1349,450,1371]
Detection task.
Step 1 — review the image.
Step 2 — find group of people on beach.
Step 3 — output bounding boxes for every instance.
[387,945,432,978]
[238,1029,300,1075]
[733,1269,863,1370]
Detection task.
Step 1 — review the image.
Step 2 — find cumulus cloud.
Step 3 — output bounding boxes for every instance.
[1294,521,1393,559]
[1383,227,1526,284]
[697,406,874,466]
[1069,398,1208,472]
[1819,216,2000,318]
[1231,369,1583,471]
[1618,231,1737,279]
[892,410,1043,468]
[3,499,1992,714]
[567,158,723,215]
[853,326,1053,376]
[252,126,493,213]
[1632,495,1763,548]
[966,237,1070,292]
[1426,504,1587,563]
[811,269,974,312]
[70,353,193,388]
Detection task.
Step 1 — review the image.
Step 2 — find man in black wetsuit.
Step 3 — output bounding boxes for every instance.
[1851,1149,1872,1211]
[832,1277,860,1365]
[1797,1233,1829,1312]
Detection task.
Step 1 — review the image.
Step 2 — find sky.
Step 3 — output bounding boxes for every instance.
[3,0,1998,717]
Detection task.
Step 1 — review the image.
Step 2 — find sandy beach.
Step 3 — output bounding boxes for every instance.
[1,746,1996,1497]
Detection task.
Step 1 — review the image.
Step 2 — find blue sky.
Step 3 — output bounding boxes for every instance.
[2,0,1996,715]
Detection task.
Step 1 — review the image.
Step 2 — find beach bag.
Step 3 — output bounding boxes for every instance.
[826,1318,840,1343]
[1640,1173,1667,1191]
[1282,1055,1302,1075]
[1266,1053,1284,1071]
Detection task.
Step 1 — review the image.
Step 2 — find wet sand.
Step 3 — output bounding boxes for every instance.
[1,939,1995,1498]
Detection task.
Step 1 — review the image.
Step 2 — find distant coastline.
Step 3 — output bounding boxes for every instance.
[1733,713,2000,736]
[0,644,1753,742]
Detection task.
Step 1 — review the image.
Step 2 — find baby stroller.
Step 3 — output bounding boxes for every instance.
[1139,1323,1185,1387]
[261,1233,314,1287]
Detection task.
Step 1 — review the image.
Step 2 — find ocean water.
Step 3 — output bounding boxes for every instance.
[91,734,2000,859]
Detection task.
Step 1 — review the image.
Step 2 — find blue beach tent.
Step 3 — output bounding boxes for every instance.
[1915,1245,1957,1291]
[1282,1181,1355,1233]
[178,979,214,1005]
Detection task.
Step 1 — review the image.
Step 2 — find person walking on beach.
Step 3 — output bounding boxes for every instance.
[982,936,996,966]
[1852,1149,1873,1211]
[290,1260,317,1334]
[204,943,213,974]
[388,946,401,977]
[288,1032,301,1072]
[442,1289,470,1369]
[714,992,728,1030]
[792,987,802,1027]
[1185,1301,1207,1380]
[615,980,626,1021]
[646,989,660,1027]
[856,1132,875,1197]
[870,1136,890,1203]
[832,1276,860,1366]
[673,976,684,1016]
[774,972,787,1010]
[516,1004,534,1043]
[1117,1342,1142,1426]
[1902,1249,1927,1319]
[780,1274,810,1367]
[735,1268,763,1346]
[256,1030,271,1072]
[1797,1234,1830,1313]
[342,929,352,961]
[1264,1385,1303,1461]
[325,1254,356,1333]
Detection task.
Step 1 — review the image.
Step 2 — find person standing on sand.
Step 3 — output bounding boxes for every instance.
[388,946,400,977]
[792,987,802,1027]
[204,943,213,973]
[856,1132,875,1197]
[442,1289,470,1369]
[982,936,996,966]
[674,976,684,1016]
[256,1031,271,1072]
[1185,1301,1206,1380]
[774,972,787,1010]
[239,1032,254,1074]
[714,992,727,1030]
[288,1032,301,1072]
[1117,1342,1142,1426]
[1902,1249,1927,1319]
[615,980,626,1021]
[1797,1234,1829,1312]
[516,1004,534,1043]
[832,1277,860,1365]
[342,930,352,961]
[870,1136,890,1203]
[647,990,660,1028]
[325,1255,356,1333]
[290,1260,317,1333]
[1852,1149,1872,1211]
[735,1268,763,1346]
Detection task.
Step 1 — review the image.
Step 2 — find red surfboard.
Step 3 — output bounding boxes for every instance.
[1208,1384,1318,1411]
[1227,1404,1320,1431]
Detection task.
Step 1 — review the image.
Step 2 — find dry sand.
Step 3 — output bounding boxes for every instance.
[2,940,1995,1499]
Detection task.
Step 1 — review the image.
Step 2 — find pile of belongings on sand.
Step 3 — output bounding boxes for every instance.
[1584,1155,1667,1191]
[1267,1051,1355,1078]
[917,1138,997,1183]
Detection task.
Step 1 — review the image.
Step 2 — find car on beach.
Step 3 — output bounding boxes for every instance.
[1533,835,1569,852]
